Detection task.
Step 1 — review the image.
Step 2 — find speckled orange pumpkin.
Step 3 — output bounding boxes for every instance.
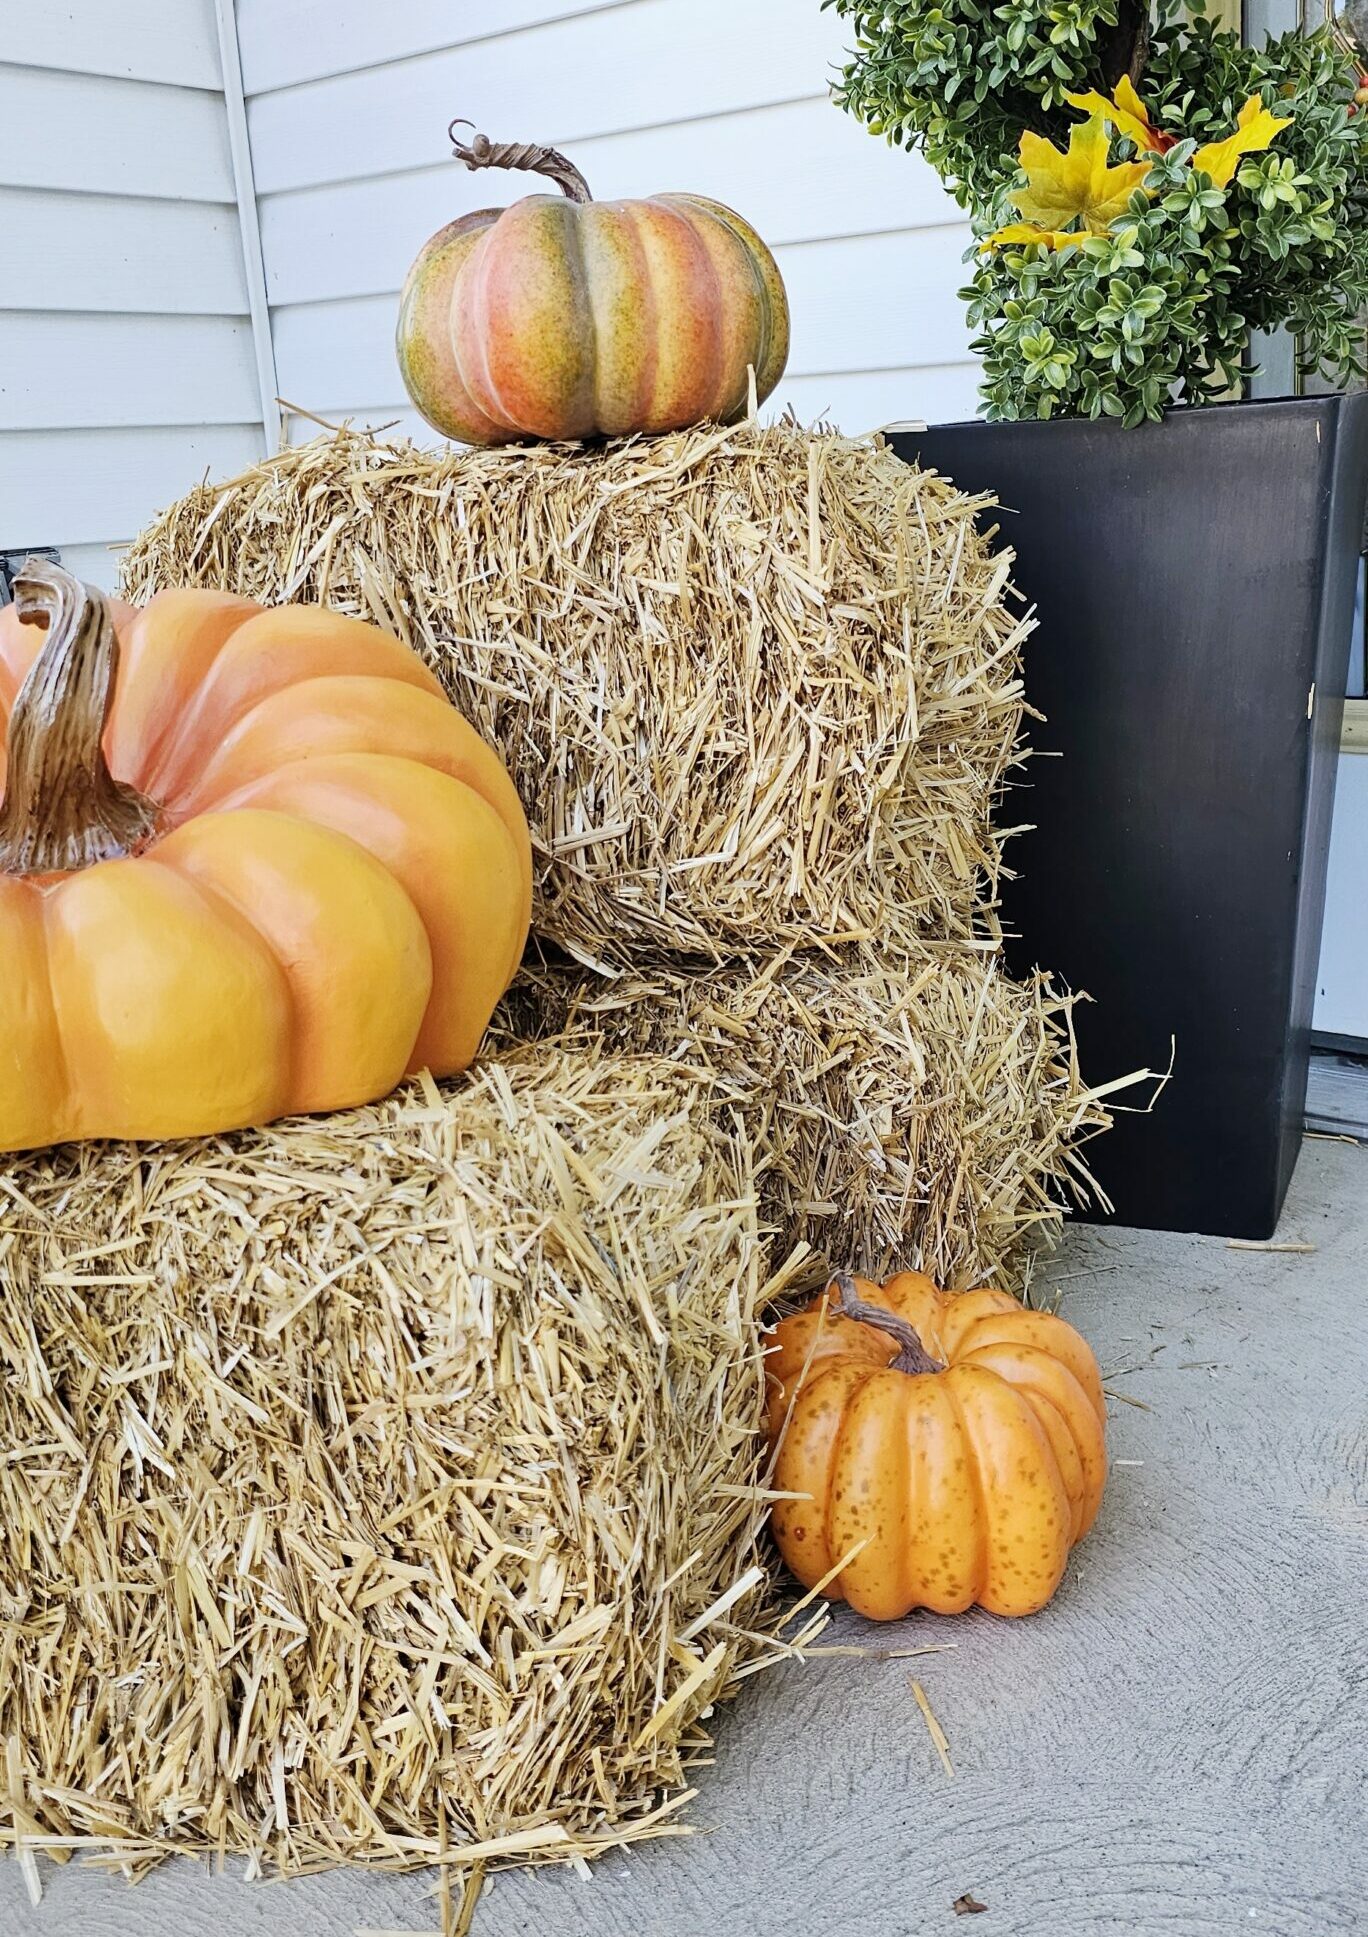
[396,125,790,446]
[765,1273,1107,1619]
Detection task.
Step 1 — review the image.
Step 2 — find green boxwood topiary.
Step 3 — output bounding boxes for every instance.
[826,0,1368,422]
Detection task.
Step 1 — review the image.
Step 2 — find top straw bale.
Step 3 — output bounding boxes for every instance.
[121,418,1032,967]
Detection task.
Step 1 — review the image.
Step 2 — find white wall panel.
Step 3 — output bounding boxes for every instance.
[782,228,974,379]
[0,425,265,551]
[771,363,982,436]
[6,190,248,317]
[238,0,641,94]
[246,0,849,193]
[259,98,954,308]
[1315,753,1368,1040]
[9,0,222,89]
[0,64,234,201]
[270,297,393,415]
[0,314,259,430]
[283,404,468,448]
[51,542,131,593]
[2,40,266,570]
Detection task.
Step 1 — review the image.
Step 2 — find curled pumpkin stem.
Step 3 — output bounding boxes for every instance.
[0,559,158,876]
[448,120,593,203]
[831,1272,942,1376]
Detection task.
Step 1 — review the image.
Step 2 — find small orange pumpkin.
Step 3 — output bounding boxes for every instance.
[396,124,790,446]
[765,1272,1107,1619]
[0,559,532,1150]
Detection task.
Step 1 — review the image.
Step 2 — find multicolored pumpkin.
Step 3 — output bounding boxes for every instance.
[0,559,531,1149]
[765,1272,1108,1619]
[396,124,790,445]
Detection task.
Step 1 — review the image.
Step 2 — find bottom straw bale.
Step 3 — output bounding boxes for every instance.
[497,944,1116,1290]
[0,1046,801,1884]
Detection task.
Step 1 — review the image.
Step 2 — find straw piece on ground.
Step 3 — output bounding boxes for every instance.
[119,418,1032,967]
[910,1679,956,1780]
[493,943,1113,1289]
[0,1047,801,1881]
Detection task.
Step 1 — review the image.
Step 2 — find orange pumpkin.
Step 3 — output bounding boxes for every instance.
[396,124,790,445]
[0,559,531,1150]
[765,1272,1107,1619]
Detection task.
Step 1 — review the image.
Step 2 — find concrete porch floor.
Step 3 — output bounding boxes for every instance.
[5,1135,1365,1937]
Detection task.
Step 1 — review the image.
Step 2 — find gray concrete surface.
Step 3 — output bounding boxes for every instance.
[5,1135,1366,1937]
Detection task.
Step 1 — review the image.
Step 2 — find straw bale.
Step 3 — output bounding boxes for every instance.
[494,943,1114,1289]
[0,1047,799,1883]
[120,419,1031,968]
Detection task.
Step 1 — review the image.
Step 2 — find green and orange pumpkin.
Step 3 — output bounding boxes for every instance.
[396,124,790,446]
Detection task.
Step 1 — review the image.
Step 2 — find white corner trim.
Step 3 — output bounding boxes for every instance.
[215,0,281,455]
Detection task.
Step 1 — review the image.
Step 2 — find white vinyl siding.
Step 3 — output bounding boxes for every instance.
[1316,751,1368,1041]
[0,3,267,590]
[4,192,250,317]
[1,68,234,200]
[0,315,260,430]
[0,426,266,553]
[236,0,973,444]
[8,0,225,89]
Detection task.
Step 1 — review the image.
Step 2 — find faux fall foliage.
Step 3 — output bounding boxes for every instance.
[0,560,530,1149]
[828,0,1368,422]
[985,92,1291,251]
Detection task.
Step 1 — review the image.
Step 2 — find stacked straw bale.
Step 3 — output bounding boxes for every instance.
[26,414,1122,1884]
[0,1048,807,1883]
[122,417,1113,1287]
[496,944,1109,1289]
[121,419,1031,966]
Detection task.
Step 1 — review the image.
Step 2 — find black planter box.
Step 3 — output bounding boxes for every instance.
[891,395,1368,1238]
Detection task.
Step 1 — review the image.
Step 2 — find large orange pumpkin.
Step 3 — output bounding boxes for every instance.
[396,124,790,445]
[765,1273,1107,1619]
[0,559,531,1150]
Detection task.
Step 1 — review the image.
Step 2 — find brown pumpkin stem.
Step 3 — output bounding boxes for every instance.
[448,120,593,203]
[832,1272,942,1376]
[0,558,157,875]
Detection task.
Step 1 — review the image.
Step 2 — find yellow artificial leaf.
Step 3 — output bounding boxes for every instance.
[1064,76,1171,153]
[1114,76,1156,132]
[983,222,1090,252]
[1191,94,1293,188]
[1011,114,1153,235]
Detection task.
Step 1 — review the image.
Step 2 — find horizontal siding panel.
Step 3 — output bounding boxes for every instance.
[771,364,983,434]
[0,425,265,551]
[0,314,260,431]
[271,297,415,414]
[49,541,131,592]
[285,406,464,449]
[239,0,640,94]
[6,190,248,316]
[9,0,221,89]
[247,0,851,193]
[0,64,234,201]
[1314,754,1368,1038]
[270,227,973,416]
[259,98,954,307]
[783,227,974,375]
